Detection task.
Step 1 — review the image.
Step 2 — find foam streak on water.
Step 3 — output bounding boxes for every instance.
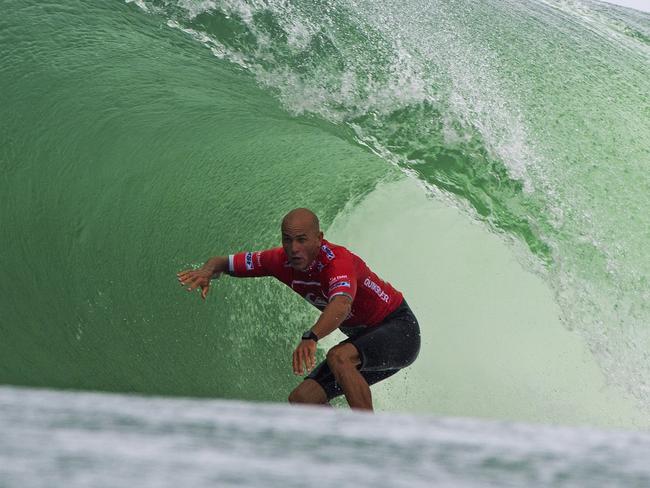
[2,386,650,488]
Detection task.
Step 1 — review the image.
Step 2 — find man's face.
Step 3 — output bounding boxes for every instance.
[281,220,323,271]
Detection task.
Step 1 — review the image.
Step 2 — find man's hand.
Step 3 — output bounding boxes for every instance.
[293,339,317,375]
[177,267,220,300]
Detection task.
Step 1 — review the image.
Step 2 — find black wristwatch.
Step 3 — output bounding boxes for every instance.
[301,330,319,342]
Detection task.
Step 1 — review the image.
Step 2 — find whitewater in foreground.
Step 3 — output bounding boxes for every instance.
[1,385,650,488]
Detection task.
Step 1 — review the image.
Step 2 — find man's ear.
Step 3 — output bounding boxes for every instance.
[318,231,324,241]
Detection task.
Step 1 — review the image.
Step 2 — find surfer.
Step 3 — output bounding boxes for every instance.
[177,208,420,411]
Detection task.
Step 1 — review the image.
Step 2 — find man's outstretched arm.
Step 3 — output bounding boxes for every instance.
[178,248,282,299]
[293,295,352,375]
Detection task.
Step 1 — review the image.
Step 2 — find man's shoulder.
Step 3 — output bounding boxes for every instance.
[320,239,353,258]
[319,240,357,273]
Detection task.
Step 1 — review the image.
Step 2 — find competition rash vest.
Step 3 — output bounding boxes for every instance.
[228,239,403,327]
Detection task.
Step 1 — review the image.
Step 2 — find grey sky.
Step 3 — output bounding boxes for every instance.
[601,0,650,13]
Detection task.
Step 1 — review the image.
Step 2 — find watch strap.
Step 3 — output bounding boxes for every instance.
[302,330,319,342]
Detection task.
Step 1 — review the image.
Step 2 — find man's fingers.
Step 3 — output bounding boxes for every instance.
[177,270,205,282]
[297,347,307,375]
[297,348,304,374]
[301,347,311,373]
[178,273,196,286]
[177,270,194,281]
[177,270,212,298]
[292,349,300,375]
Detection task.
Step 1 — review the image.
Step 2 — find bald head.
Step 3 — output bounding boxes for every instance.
[281,208,323,271]
[281,208,320,234]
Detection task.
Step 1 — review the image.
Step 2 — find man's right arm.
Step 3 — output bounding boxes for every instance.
[177,248,283,300]
[226,248,284,278]
[199,248,282,279]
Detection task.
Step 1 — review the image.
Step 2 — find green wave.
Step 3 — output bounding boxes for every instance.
[2,0,650,413]
[146,0,650,406]
[0,0,388,399]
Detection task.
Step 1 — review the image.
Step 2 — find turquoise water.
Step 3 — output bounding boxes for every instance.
[1,0,649,428]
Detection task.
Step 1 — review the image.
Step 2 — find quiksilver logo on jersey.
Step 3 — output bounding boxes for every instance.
[245,252,254,270]
[363,277,390,303]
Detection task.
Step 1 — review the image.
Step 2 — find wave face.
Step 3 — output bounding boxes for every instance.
[0,0,387,399]
[2,0,650,414]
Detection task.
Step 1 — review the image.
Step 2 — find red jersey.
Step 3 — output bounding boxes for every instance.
[228,239,403,327]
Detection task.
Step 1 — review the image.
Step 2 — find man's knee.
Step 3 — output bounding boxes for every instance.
[288,379,328,405]
[326,344,360,374]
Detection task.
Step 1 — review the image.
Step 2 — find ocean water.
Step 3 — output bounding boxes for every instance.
[1,0,650,483]
[2,385,650,488]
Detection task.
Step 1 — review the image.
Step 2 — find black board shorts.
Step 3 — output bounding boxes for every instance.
[305,298,421,401]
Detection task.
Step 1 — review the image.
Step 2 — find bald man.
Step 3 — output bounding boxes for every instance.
[177,208,420,410]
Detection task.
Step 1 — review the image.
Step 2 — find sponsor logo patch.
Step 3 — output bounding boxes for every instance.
[329,274,348,284]
[331,281,351,289]
[322,244,335,260]
[245,252,254,271]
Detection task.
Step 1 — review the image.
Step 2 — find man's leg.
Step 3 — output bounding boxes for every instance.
[326,343,372,411]
[288,378,330,406]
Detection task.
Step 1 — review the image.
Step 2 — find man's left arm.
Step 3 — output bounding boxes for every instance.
[292,295,352,375]
[313,294,352,340]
